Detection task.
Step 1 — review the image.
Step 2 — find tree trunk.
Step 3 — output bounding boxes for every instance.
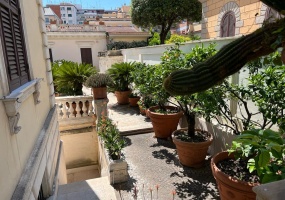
[160,30,167,44]
[186,113,195,138]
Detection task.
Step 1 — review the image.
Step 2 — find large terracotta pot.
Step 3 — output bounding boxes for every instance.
[172,129,213,168]
[92,87,107,99]
[115,90,131,105]
[148,106,183,138]
[211,151,259,200]
[129,97,140,107]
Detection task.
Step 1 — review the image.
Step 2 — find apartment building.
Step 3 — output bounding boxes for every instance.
[199,0,280,39]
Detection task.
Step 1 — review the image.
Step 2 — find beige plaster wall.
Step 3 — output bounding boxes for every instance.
[60,128,99,169]
[202,0,262,39]
[48,34,106,69]
[0,0,58,199]
[99,56,124,73]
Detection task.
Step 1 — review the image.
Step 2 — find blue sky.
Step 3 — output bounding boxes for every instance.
[43,0,131,10]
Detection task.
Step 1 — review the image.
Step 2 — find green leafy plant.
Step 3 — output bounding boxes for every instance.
[107,62,135,91]
[205,51,285,134]
[107,40,148,50]
[228,129,285,184]
[97,117,125,160]
[165,34,191,44]
[148,32,160,46]
[84,73,113,88]
[52,60,96,95]
[129,92,140,98]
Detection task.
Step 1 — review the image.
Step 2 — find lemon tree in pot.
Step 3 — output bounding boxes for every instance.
[107,62,134,104]
[156,43,220,167]
[84,73,113,100]
[209,52,285,199]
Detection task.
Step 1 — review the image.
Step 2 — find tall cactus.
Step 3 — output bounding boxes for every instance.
[164,0,285,95]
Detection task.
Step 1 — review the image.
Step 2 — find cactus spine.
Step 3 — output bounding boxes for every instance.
[164,17,285,95]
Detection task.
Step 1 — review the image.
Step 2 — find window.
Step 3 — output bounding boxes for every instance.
[68,14,72,17]
[0,0,30,91]
[45,18,49,23]
[60,7,65,10]
[220,11,235,37]
[67,7,71,11]
[62,14,65,17]
[80,48,93,65]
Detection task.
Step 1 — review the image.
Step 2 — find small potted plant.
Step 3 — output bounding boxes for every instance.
[137,96,157,117]
[128,92,140,107]
[211,129,285,200]
[107,62,134,104]
[84,73,113,99]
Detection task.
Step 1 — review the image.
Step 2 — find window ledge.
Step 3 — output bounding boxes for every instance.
[0,78,43,134]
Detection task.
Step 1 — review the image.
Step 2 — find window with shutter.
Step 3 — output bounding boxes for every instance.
[0,0,30,92]
[80,48,93,65]
[220,11,236,37]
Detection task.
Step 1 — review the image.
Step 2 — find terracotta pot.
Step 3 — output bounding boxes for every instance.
[115,90,131,105]
[148,106,183,138]
[211,151,259,200]
[92,87,107,99]
[139,106,146,115]
[145,108,150,119]
[172,129,213,168]
[129,97,140,107]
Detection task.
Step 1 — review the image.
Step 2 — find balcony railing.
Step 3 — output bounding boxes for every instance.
[55,96,95,131]
[46,24,106,32]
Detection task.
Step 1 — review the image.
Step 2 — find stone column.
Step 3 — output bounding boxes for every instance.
[93,98,109,128]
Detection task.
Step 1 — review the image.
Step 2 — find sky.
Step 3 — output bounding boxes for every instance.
[43,0,131,10]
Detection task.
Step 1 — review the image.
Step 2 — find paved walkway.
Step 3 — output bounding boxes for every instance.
[105,92,219,199]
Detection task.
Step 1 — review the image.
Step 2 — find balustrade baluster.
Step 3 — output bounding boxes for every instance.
[63,102,68,119]
[82,100,88,117]
[76,101,82,117]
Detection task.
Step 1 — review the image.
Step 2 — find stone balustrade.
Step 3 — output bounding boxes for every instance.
[55,96,95,131]
[46,24,106,32]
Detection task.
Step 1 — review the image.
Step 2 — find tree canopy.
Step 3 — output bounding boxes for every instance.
[131,0,202,44]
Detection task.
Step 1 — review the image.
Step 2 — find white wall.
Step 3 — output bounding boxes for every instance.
[48,32,107,70]
[121,36,238,64]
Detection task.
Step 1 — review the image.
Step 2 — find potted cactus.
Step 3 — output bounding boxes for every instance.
[85,73,113,99]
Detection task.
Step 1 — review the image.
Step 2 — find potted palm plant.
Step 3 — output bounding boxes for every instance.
[52,60,96,95]
[107,62,134,104]
[84,73,113,99]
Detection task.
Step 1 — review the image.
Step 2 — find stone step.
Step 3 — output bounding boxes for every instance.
[57,176,116,200]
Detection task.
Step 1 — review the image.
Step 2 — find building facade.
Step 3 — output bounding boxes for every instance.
[0,0,66,199]
[199,0,278,39]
